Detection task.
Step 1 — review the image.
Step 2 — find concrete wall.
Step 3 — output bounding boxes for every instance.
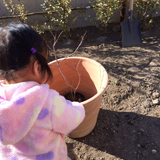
[0,0,121,28]
[0,0,159,28]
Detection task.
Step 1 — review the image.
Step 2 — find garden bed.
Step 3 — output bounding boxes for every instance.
[48,17,160,160]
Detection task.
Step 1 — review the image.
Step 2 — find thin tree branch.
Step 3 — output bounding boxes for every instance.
[48,30,75,92]
[73,59,81,96]
[48,30,86,101]
[59,31,87,63]
[0,7,93,20]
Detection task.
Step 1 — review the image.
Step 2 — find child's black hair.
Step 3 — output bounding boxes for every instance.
[0,23,52,82]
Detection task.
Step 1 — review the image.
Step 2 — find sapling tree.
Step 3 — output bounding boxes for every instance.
[48,31,87,102]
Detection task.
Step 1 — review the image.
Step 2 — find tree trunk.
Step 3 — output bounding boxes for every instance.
[120,0,129,22]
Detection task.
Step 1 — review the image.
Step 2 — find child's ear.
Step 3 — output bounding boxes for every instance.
[33,60,41,76]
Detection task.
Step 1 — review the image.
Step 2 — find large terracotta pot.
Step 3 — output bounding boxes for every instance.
[48,57,108,138]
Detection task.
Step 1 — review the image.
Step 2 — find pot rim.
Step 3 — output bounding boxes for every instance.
[48,57,109,105]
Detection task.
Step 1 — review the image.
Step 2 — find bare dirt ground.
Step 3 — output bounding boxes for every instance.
[48,17,160,160]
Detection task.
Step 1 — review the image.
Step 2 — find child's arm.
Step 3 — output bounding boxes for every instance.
[49,90,85,135]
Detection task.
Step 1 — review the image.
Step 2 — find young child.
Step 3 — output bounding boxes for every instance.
[0,23,85,160]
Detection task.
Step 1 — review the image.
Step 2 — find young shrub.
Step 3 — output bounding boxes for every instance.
[41,0,75,32]
[134,0,160,31]
[90,0,122,31]
[2,0,27,23]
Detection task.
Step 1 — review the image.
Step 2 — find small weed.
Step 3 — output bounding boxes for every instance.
[141,83,146,87]
[123,71,130,76]
[114,80,118,85]
[98,43,105,48]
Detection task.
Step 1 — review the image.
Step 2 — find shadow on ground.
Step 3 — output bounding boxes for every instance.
[68,109,160,160]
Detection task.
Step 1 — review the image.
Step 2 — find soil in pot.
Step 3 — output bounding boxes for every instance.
[64,92,85,102]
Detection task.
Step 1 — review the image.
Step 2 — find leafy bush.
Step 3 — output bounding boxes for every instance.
[2,0,27,23]
[41,0,75,32]
[90,0,122,31]
[134,0,160,30]
[1,0,160,33]
[1,0,75,34]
